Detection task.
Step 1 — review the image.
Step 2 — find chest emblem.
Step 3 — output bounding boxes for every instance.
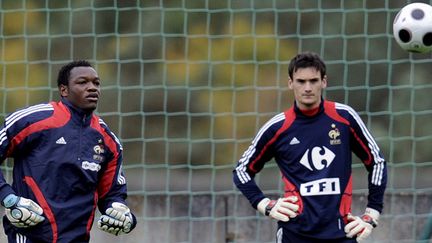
[93,141,106,162]
[328,124,341,145]
[300,146,336,171]
[94,145,105,154]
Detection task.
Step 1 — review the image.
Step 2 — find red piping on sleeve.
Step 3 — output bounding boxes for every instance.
[24,176,58,243]
[90,116,119,199]
[86,191,98,239]
[324,101,373,166]
[350,127,373,166]
[340,175,353,224]
[282,175,303,214]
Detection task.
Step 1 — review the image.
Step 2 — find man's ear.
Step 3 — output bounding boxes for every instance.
[59,84,68,97]
[288,78,293,90]
[322,75,328,89]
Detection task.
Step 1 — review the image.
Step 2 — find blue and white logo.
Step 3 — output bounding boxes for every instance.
[82,161,101,172]
[299,146,335,171]
[300,178,341,196]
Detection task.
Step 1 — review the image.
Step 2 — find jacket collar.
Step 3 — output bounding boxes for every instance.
[60,97,94,125]
[293,98,325,118]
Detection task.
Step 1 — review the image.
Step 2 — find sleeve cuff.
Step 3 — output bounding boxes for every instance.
[0,185,16,206]
[365,207,380,221]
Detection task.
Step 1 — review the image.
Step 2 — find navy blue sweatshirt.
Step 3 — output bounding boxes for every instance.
[233,100,387,239]
[0,99,130,243]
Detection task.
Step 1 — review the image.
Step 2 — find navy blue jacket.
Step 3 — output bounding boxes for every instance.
[233,100,387,239]
[0,99,130,243]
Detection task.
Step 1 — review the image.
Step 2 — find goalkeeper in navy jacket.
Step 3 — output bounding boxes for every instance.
[0,60,136,243]
[233,52,387,242]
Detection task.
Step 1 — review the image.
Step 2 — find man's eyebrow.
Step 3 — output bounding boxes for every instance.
[76,75,100,80]
[295,77,319,82]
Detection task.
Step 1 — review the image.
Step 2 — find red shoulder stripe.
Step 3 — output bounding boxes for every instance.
[7,102,70,157]
[249,108,296,173]
[323,101,349,125]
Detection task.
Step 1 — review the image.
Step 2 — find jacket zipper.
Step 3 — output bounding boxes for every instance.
[78,114,86,162]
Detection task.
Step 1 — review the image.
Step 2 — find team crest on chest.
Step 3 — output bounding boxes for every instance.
[328,124,341,145]
[93,139,106,162]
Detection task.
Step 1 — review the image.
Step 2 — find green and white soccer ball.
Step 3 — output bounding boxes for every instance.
[393,2,432,53]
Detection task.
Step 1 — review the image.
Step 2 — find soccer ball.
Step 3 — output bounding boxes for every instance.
[393,2,432,53]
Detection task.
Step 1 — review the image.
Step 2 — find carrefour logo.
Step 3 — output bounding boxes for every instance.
[299,146,335,171]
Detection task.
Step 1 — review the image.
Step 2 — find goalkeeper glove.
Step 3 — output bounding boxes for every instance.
[2,194,45,228]
[257,196,299,222]
[344,207,380,242]
[98,202,136,235]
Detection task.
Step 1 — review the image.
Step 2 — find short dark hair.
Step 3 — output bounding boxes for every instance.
[288,52,326,80]
[57,60,93,87]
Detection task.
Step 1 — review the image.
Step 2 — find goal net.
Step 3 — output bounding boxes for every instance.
[0,1,431,242]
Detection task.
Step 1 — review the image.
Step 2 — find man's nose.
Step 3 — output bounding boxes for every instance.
[304,82,312,91]
[88,82,99,91]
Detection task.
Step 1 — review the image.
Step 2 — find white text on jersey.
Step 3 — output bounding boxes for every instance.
[300,178,340,196]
